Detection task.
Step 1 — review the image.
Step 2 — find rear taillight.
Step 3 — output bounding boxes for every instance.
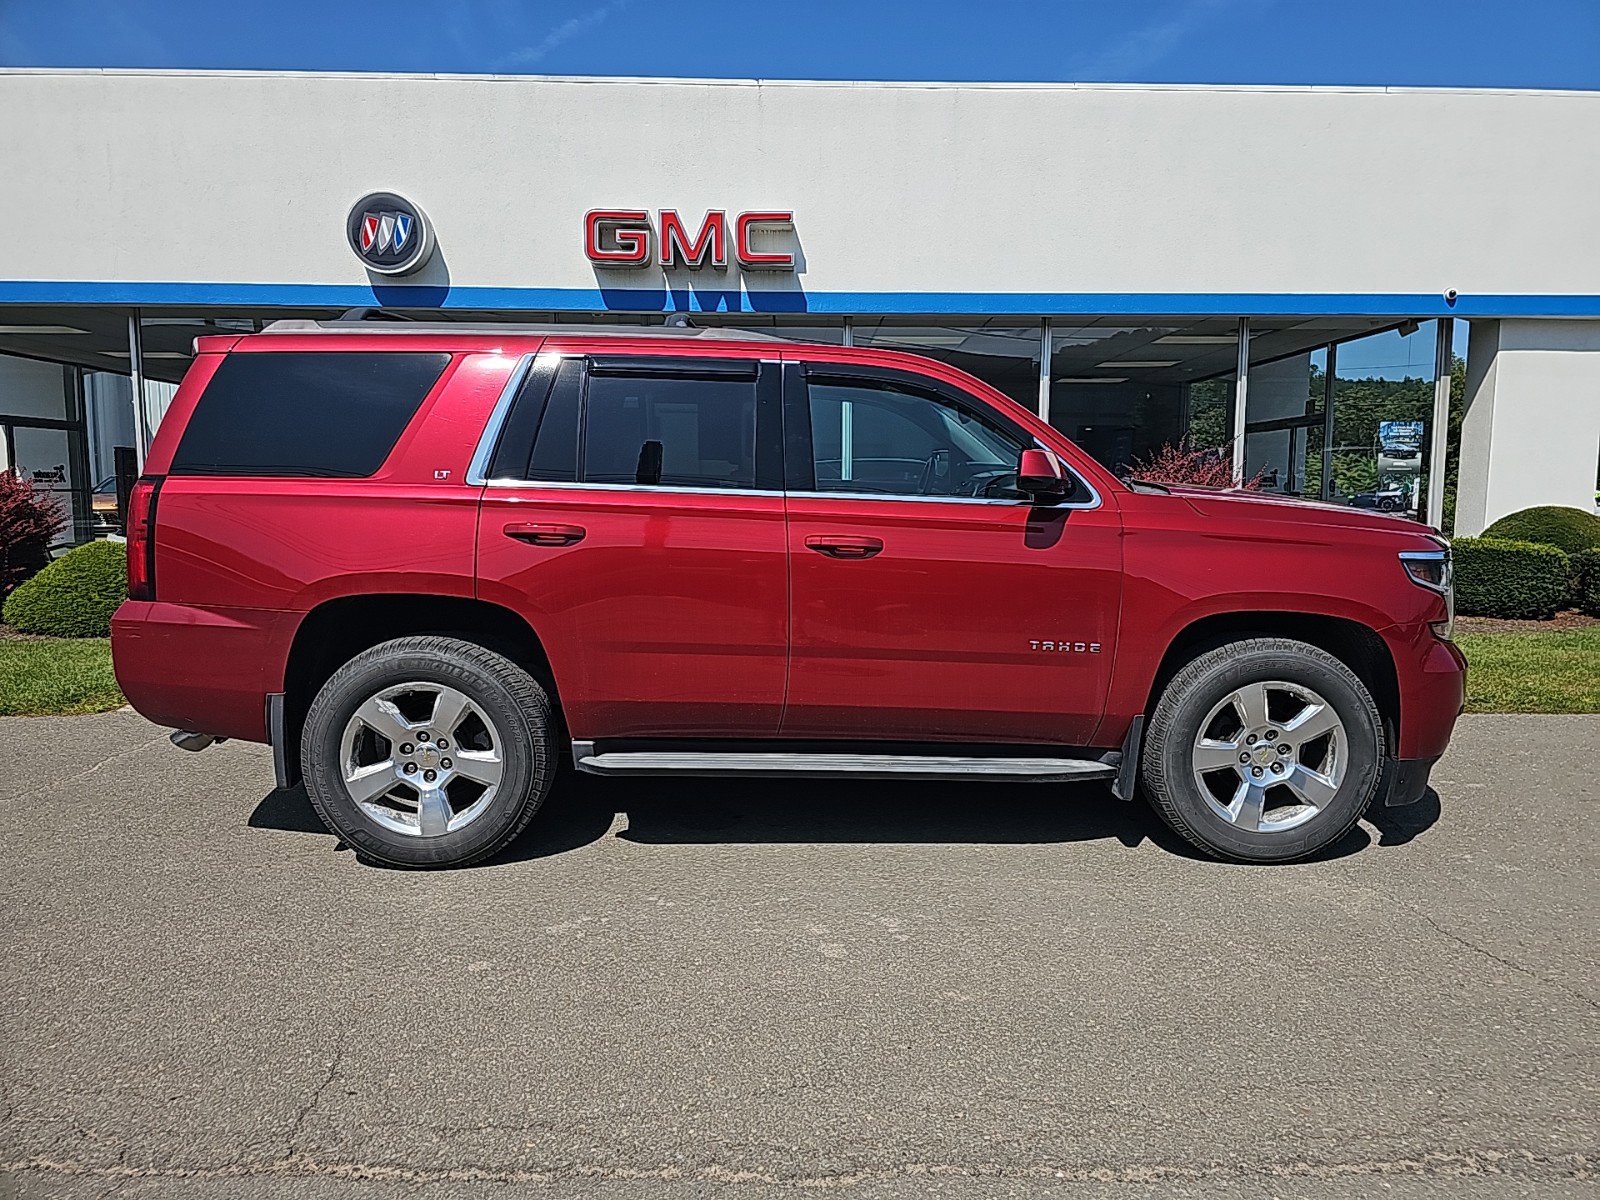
[126,476,161,600]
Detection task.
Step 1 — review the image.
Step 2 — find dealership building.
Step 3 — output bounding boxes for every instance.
[1,68,1597,541]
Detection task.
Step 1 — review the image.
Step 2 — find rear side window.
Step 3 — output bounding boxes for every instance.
[583,366,758,489]
[486,358,581,483]
[169,351,450,477]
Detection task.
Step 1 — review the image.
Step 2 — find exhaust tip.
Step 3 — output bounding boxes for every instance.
[170,730,224,752]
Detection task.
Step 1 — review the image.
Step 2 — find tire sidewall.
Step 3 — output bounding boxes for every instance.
[1152,646,1383,863]
[301,642,549,867]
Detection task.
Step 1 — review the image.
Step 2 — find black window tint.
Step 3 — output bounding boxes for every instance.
[170,352,448,478]
[487,358,580,483]
[583,370,757,489]
[807,380,1025,498]
[529,361,582,482]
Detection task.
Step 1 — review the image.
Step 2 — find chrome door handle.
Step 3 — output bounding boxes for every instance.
[504,522,585,547]
[805,535,884,560]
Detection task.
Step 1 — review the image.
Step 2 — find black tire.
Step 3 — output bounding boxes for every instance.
[301,635,555,868]
[1140,637,1384,864]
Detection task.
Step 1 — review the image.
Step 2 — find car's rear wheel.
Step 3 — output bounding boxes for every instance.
[301,635,555,868]
[1141,637,1384,863]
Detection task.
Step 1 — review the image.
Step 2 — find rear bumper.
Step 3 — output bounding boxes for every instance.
[111,600,288,742]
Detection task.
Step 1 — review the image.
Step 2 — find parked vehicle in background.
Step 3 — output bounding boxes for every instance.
[90,476,122,535]
[1349,485,1409,512]
[110,319,1465,868]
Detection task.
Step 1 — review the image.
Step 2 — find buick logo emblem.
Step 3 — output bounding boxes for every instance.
[346,191,433,276]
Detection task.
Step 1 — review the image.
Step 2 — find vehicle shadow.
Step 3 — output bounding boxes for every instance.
[1364,787,1443,847]
[248,772,1440,868]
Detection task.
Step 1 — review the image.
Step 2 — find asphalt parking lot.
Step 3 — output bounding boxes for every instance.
[1,711,1595,1199]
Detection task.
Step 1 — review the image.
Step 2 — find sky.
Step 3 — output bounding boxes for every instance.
[1,0,1597,89]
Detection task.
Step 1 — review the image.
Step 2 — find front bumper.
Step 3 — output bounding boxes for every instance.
[1386,627,1467,760]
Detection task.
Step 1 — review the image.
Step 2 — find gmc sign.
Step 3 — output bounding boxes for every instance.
[585,209,796,270]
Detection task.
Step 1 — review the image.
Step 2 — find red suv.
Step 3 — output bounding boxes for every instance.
[111,320,1464,867]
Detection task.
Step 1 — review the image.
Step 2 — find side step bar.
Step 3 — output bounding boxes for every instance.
[572,742,1117,784]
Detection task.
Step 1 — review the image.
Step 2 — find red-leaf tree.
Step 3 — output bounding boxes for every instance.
[0,470,65,597]
[1127,443,1264,491]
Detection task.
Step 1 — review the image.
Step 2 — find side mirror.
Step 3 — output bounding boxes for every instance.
[1017,448,1077,502]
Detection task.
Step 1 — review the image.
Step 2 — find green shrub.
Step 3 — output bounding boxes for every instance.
[2,539,127,637]
[1482,505,1600,555]
[1452,537,1570,620]
[1572,549,1600,617]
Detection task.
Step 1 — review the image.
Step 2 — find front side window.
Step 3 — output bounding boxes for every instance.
[583,368,758,489]
[807,380,1027,499]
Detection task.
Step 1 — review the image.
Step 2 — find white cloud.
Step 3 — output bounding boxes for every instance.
[497,0,631,69]
[1071,0,1266,80]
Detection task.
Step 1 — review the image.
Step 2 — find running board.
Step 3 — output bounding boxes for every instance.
[571,742,1117,783]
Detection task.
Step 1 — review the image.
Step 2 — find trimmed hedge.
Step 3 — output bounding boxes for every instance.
[1572,549,1600,617]
[1482,505,1600,555]
[2,539,127,637]
[1452,537,1570,620]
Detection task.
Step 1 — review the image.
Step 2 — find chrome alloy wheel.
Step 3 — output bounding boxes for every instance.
[1190,680,1347,834]
[338,682,505,838]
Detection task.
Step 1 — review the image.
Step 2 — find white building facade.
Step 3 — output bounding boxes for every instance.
[1,69,1597,537]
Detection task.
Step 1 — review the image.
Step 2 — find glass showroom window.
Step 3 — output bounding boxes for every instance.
[0,353,92,544]
[851,319,1042,410]
[1323,321,1443,517]
[1047,318,1238,474]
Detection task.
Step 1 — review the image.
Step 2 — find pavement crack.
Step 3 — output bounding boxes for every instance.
[284,1043,345,1153]
[0,732,171,807]
[1411,907,1600,1012]
[0,1148,1592,1188]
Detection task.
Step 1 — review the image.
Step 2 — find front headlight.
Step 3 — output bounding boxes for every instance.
[1400,547,1453,640]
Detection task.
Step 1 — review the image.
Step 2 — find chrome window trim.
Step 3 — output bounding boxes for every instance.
[464,353,535,486]
[467,350,1102,510]
[482,479,786,499]
[475,478,1099,508]
[786,487,1100,509]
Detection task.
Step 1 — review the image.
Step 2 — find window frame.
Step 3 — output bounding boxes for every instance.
[782,360,1096,507]
[472,352,784,494]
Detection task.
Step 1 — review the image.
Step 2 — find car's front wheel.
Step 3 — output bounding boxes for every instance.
[1141,638,1384,863]
[301,635,555,868]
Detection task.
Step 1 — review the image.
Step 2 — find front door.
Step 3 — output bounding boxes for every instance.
[780,361,1123,746]
[476,350,789,740]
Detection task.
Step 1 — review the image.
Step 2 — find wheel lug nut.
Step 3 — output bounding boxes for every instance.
[403,762,418,774]
[440,757,452,770]
[1251,766,1263,777]
[1238,752,1251,763]
[417,732,430,743]
[399,742,414,755]
[1246,734,1258,745]
[1271,762,1283,773]
[1265,730,1277,741]
[423,769,437,783]
[436,738,448,750]
[1278,744,1291,755]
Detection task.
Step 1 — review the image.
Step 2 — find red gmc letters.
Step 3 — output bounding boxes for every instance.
[584,209,795,270]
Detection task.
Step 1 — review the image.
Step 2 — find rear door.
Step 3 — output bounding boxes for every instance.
[780,359,1123,745]
[475,350,789,740]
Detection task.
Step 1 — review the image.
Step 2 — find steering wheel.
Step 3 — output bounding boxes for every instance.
[973,470,1019,498]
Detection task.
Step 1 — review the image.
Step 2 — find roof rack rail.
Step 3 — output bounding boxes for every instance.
[257,319,792,342]
[334,307,417,322]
